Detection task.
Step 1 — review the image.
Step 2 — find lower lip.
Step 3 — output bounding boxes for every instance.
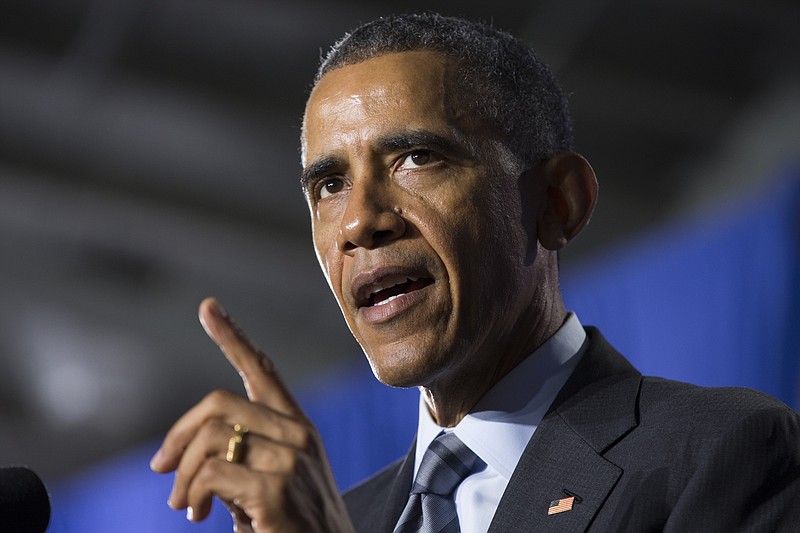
[357,283,433,324]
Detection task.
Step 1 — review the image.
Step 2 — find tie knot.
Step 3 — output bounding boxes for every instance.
[411,432,480,497]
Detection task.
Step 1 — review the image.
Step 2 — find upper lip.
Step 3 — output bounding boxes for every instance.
[351,265,434,308]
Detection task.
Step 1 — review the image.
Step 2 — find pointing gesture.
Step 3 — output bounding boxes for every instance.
[198,297,298,414]
[151,298,354,533]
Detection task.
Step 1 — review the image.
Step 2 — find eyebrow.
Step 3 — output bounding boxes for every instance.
[299,129,471,192]
[375,130,468,156]
[300,155,341,193]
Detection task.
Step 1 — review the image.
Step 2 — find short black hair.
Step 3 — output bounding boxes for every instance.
[316,12,573,167]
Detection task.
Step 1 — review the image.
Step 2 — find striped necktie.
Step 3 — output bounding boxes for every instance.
[393,432,481,533]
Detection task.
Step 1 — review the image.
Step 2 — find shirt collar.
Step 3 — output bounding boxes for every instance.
[415,313,587,479]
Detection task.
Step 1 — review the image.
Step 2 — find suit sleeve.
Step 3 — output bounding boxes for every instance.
[663,402,800,532]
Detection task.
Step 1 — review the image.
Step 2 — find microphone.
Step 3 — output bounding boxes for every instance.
[0,466,51,533]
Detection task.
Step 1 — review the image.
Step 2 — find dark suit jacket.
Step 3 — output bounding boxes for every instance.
[344,328,800,532]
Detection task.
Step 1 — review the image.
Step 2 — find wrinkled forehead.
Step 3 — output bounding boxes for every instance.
[301,51,471,165]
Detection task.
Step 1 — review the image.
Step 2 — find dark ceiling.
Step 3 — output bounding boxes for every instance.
[0,0,798,481]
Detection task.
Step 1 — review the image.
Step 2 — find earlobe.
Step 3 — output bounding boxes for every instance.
[537,152,598,251]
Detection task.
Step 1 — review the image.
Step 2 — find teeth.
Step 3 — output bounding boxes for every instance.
[374,293,403,306]
[369,276,417,297]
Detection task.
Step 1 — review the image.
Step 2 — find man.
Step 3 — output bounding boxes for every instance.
[151,13,800,532]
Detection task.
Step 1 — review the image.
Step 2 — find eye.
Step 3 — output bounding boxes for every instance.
[398,150,439,170]
[318,177,345,199]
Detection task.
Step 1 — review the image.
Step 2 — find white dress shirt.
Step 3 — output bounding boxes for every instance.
[411,313,587,533]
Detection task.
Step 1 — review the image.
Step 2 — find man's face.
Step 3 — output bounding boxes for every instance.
[301,51,542,389]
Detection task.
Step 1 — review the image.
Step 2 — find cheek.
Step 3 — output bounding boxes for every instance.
[440,185,504,248]
[312,224,340,286]
[414,179,484,234]
[448,183,524,285]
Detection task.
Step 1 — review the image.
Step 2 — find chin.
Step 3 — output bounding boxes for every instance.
[365,354,422,388]
[362,343,450,389]
[371,370,420,389]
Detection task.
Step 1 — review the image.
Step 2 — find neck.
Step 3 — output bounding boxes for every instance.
[421,292,567,427]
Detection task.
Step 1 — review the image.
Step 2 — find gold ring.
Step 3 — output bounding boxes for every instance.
[226,423,249,463]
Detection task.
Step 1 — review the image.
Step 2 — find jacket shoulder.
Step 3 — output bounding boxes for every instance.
[639,376,798,430]
[630,376,800,477]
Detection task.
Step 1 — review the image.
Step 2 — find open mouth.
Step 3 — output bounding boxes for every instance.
[356,275,435,308]
[370,277,433,306]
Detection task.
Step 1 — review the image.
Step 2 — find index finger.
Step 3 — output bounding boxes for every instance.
[198,297,300,417]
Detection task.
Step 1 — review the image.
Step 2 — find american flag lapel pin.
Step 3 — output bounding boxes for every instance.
[548,490,581,515]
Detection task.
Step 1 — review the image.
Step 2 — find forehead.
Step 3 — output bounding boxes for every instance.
[302,51,465,164]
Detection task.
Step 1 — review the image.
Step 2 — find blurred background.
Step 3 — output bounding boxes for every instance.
[0,0,798,531]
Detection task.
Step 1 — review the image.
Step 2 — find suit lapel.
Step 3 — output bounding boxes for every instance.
[378,442,416,532]
[489,328,642,532]
[345,441,415,532]
[488,413,623,532]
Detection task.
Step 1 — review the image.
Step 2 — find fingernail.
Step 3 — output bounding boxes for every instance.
[149,449,162,470]
[199,298,229,345]
[168,485,179,509]
[186,506,194,521]
[209,299,228,319]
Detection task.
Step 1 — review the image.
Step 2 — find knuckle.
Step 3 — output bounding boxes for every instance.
[287,422,306,444]
[205,389,235,409]
[196,421,214,441]
[196,457,225,484]
[279,418,314,449]
[239,480,275,525]
[297,423,320,452]
[251,507,271,528]
[256,351,275,373]
[281,448,298,474]
[197,418,227,443]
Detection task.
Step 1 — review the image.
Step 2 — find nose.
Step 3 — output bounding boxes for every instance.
[337,179,406,253]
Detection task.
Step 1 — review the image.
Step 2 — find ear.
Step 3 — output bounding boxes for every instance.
[537,152,598,251]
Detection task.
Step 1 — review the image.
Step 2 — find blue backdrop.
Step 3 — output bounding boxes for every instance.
[47,168,799,532]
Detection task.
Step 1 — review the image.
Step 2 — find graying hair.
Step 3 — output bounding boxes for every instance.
[316,12,574,166]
